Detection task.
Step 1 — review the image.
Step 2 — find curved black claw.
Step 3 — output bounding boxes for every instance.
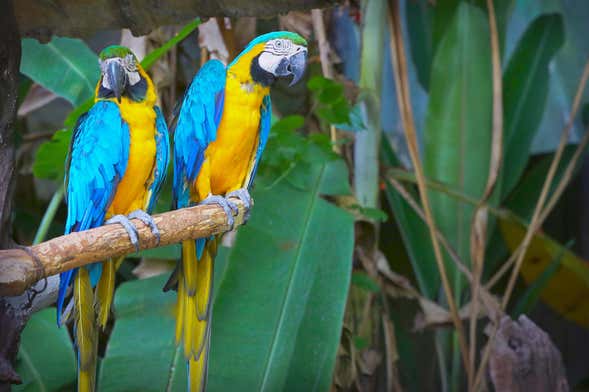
[226,188,253,221]
[59,298,75,326]
[201,194,238,229]
[128,209,160,245]
[105,214,140,252]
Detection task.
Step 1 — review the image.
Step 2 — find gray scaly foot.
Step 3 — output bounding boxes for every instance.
[105,214,140,252]
[201,194,238,229]
[226,188,253,221]
[127,209,161,245]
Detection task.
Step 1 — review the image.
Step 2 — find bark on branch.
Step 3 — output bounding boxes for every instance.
[16,0,339,41]
[487,315,569,392]
[0,0,22,387]
[0,199,248,297]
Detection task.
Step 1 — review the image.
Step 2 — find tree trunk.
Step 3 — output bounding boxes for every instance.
[0,0,22,389]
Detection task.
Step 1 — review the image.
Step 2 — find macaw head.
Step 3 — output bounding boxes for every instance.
[233,31,308,87]
[98,45,145,102]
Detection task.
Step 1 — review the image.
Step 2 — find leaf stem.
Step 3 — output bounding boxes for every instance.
[33,186,64,245]
[141,18,200,70]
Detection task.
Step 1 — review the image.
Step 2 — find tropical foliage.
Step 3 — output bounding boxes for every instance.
[12,0,589,390]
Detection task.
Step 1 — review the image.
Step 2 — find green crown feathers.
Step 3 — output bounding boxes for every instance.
[99,45,135,60]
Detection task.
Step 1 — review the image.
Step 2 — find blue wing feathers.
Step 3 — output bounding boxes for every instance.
[248,95,272,189]
[173,59,226,209]
[147,106,170,213]
[57,101,130,323]
[64,102,129,233]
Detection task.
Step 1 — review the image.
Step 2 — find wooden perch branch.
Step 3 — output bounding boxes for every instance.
[0,199,248,297]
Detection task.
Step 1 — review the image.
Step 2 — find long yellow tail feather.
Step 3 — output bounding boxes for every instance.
[95,258,121,329]
[188,326,210,392]
[74,268,97,392]
[183,291,196,358]
[175,278,186,345]
[175,238,217,391]
[182,240,197,295]
[196,250,213,320]
[192,316,207,360]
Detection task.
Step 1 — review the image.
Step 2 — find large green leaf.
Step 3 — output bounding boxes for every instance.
[505,146,577,221]
[141,18,200,70]
[406,0,434,89]
[500,13,565,198]
[14,309,76,392]
[32,129,71,180]
[384,182,439,299]
[432,0,513,54]
[407,0,513,91]
[20,37,99,106]
[355,0,386,208]
[207,160,354,391]
[99,274,184,391]
[381,141,439,299]
[503,1,588,154]
[423,3,492,280]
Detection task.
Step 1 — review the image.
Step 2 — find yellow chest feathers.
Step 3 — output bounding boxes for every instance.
[201,73,268,195]
[107,99,157,216]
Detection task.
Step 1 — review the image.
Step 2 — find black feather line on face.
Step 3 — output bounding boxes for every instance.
[250,53,275,87]
[97,74,147,102]
[127,77,147,101]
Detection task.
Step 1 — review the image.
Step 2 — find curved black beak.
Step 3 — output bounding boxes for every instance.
[106,60,127,102]
[287,49,307,86]
[274,48,308,86]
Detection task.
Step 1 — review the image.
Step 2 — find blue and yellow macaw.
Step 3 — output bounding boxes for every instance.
[57,45,169,392]
[170,31,307,390]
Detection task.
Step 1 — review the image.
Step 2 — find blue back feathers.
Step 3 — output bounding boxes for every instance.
[173,59,226,209]
[248,95,271,188]
[65,101,130,234]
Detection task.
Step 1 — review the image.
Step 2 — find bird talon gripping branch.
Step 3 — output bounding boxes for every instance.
[200,194,238,229]
[127,209,161,245]
[227,188,253,221]
[105,214,141,252]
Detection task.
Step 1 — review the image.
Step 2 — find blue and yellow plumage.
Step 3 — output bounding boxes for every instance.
[57,45,169,392]
[171,31,307,391]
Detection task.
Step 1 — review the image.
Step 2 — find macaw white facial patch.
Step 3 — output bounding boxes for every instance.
[258,51,285,74]
[122,54,141,86]
[259,40,308,76]
[127,71,140,86]
[264,39,293,56]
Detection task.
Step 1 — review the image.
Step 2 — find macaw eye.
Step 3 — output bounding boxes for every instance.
[276,40,283,47]
[123,54,137,72]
